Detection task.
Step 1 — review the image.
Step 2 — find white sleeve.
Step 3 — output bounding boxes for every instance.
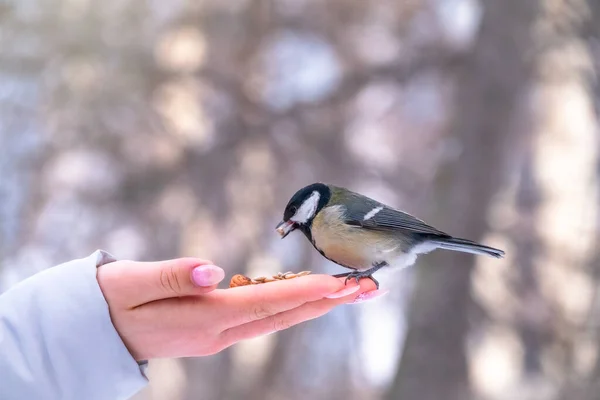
[0,250,149,400]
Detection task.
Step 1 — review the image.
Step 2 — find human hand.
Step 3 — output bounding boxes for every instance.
[96,258,382,361]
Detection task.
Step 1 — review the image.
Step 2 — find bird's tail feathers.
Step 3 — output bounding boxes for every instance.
[429,237,505,258]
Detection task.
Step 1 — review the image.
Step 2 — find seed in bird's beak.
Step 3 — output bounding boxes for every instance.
[276,220,295,238]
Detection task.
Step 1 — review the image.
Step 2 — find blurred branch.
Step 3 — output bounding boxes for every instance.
[196,48,464,124]
[385,0,538,399]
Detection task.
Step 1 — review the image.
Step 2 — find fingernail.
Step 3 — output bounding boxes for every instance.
[325,285,360,299]
[192,265,224,287]
[351,289,390,304]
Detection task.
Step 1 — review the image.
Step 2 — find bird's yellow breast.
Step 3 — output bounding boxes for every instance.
[311,205,399,270]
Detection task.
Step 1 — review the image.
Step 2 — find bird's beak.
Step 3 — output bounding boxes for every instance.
[276,220,295,239]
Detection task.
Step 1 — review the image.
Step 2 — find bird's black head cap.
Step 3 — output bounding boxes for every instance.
[283,182,331,224]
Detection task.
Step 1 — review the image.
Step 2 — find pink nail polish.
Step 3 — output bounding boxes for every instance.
[192,265,224,287]
[351,289,390,304]
[325,285,361,299]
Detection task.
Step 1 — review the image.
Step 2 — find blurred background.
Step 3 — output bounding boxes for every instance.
[1,0,599,399]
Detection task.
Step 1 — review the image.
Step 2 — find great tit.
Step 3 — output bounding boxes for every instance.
[276,183,505,288]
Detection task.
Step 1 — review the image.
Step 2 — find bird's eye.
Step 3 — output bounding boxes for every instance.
[290,205,298,214]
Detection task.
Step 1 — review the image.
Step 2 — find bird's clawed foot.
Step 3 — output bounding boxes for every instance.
[332,262,387,290]
[333,271,380,290]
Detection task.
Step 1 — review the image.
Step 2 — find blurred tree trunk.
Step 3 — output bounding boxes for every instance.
[512,157,550,376]
[528,0,598,396]
[531,0,600,398]
[385,1,537,399]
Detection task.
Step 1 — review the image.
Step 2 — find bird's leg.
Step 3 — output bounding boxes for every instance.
[332,262,388,290]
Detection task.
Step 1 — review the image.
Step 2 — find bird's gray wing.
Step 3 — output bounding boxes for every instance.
[342,195,448,237]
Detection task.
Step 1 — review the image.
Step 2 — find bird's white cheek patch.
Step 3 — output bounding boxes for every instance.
[291,191,320,223]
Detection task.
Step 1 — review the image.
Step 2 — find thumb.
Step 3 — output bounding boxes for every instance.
[100,258,225,307]
[152,258,225,298]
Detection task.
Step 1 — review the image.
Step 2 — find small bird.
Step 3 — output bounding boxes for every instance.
[276,183,505,288]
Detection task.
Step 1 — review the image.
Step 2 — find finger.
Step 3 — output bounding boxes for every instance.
[220,278,376,346]
[105,258,224,306]
[211,274,354,327]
